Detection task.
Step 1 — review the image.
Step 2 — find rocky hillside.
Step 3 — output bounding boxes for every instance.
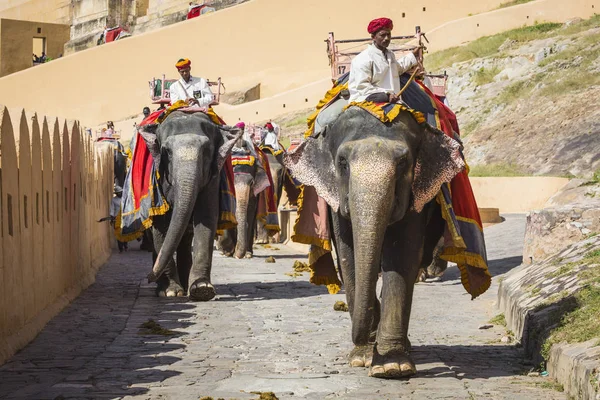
[426,16,600,178]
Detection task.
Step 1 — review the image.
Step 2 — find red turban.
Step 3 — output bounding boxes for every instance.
[368,18,393,34]
[265,122,274,130]
[235,122,246,129]
[176,58,191,70]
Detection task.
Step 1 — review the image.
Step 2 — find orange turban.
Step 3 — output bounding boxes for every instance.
[368,18,393,34]
[176,58,191,70]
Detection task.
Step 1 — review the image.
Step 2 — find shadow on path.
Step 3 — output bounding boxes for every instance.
[215,280,327,301]
[0,250,195,400]
[412,344,531,380]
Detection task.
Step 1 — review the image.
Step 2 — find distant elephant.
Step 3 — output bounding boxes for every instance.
[255,149,285,244]
[97,137,127,191]
[142,111,241,300]
[286,106,464,378]
[218,139,271,259]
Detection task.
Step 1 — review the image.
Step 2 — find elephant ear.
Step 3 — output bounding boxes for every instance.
[139,124,162,170]
[283,127,340,212]
[412,126,465,212]
[217,125,244,171]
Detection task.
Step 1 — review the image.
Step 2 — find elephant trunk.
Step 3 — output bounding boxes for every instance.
[151,157,202,278]
[349,161,396,345]
[234,177,252,259]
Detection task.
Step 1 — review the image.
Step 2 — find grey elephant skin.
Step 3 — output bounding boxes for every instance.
[141,111,241,300]
[219,142,272,259]
[255,150,285,244]
[285,106,463,379]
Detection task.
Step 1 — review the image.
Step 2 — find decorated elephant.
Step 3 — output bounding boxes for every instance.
[285,105,466,378]
[255,149,285,244]
[218,139,273,259]
[96,137,127,191]
[140,111,242,299]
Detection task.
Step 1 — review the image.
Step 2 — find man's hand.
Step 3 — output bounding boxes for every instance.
[186,98,199,106]
[389,93,400,103]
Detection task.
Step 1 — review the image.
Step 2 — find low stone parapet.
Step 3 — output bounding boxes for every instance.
[498,234,600,399]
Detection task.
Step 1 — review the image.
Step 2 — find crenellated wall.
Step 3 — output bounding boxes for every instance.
[0,105,113,366]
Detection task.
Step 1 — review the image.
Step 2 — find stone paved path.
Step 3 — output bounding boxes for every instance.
[0,214,567,399]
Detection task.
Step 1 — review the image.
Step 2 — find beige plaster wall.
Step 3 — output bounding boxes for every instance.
[0,105,113,366]
[0,19,70,77]
[0,0,595,127]
[470,177,570,213]
[0,0,506,126]
[0,0,71,24]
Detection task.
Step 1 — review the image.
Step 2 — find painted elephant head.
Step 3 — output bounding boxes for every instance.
[141,111,242,280]
[285,106,464,343]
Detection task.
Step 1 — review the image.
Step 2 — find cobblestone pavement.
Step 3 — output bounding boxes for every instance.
[0,214,567,400]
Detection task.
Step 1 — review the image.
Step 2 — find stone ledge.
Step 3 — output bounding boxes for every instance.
[548,340,600,400]
[498,234,600,400]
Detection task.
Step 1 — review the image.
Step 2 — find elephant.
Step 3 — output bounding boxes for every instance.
[285,105,464,378]
[141,111,242,299]
[218,139,271,259]
[96,137,127,191]
[255,149,285,244]
[416,237,448,282]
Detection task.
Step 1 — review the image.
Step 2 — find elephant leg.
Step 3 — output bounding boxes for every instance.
[177,225,194,292]
[152,215,184,297]
[370,211,427,379]
[218,229,236,257]
[255,219,269,244]
[331,210,376,368]
[421,204,446,279]
[188,176,219,301]
[245,194,258,258]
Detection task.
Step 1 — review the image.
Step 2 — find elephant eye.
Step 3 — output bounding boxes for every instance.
[338,157,348,170]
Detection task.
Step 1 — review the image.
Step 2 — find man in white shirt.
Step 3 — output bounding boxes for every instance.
[348,18,421,104]
[170,58,214,108]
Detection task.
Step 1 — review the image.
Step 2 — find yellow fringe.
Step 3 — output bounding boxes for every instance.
[289,185,333,250]
[304,82,349,138]
[436,191,491,298]
[231,156,256,167]
[456,262,492,299]
[307,244,341,294]
[206,107,225,125]
[436,192,466,249]
[344,101,426,125]
[309,275,342,295]
[155,101,225,126]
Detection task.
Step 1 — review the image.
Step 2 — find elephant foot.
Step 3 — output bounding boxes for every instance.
[155,279,184,298]
[427,259,448,278]
[244,252,253,259]
[165,282,185,297]
[369,346,416,379]
[222,250,233,257]
[416,268,428,283]
[348,345,373,368]
[189,281,216,302]
[255,238,268,244]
